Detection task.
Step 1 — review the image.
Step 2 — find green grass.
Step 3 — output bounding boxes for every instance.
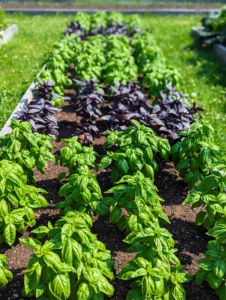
[0,13,72,128]
[1,13,226,149]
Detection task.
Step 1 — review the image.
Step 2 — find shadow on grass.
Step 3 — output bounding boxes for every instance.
[185,40,226,88]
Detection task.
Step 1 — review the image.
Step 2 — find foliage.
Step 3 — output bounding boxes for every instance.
[57,136,98,175]
[73,79,104,120]
[196,239,226,299]
[99,119,190,299]
[103,35,137,85]
[34,79,67,108]
[171,121,220,190]
[75,120,100,145]
[118,255,191,300]
[103,171,168,227]
[73,38,105,82]
[20,210,114,299]
[100,120,170,182]
[0,119,55,182]
[183,161,226,230]
[151,83,204,142]
[0,254,12,289]
[57,167,108,217]
[109,82,147,110]
[17,98,60,137]
[142,62,181,96]
[0,160,48,246]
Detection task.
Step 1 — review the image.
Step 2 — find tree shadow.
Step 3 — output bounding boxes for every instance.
[185,39,226,89]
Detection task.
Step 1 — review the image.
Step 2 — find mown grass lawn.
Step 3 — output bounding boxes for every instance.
[0,13,72,129]
[1,13,225,148]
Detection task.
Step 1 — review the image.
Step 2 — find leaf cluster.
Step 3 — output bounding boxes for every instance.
[0,254,12,289]
[73,79,104,120]
[196,239,226,300]
[57,136,98,174]
[171,121,221,190]
[21,210,114,300]
[151,83,204,142]
[0,119,55,182]
[0,160,48,246]
[99,120,170,182]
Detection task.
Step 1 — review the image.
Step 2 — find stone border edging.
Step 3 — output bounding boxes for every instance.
[0,24,18,46]
[0,82,35,136]
[4,8,218,15]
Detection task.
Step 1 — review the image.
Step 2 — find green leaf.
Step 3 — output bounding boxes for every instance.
[76,282,90,300]
[99,156,112,170]
[175,159,189,170]
[136,130,147,145]
[24,257,42,295]
[57,172,67,181]
[212,259,226,280]
[95,202,109,216]
[196,176,217,193]
[183,192,200,205]
[207,221,226,239]
[117,261,138,280]
[111,167,120,183]
[217,282,226,300]
[207,271,222,289]
[144,164,154,179]
[126,289,143,300]
[142,274,154,297]
[157,138,170,160]
[117,159,129,174]
[36,283,46,298]
[131,267,147,278]
[97,276,114,296]
[3,223,16,246]
[172,284,185,300]
[20,238,42,250]
[197,258,212,271]
[31,226,49,239]
[0,267,8,289]
[110,206,122,224]
[200,149,212,166]
[49,272,70,300]
[0,200,10,217]
[43,252,62,273]
[195,211,206,226]
[62,237,82,269]
[195,269,207,284]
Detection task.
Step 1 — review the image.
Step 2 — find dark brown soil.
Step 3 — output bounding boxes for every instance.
[0,3,222,11]
[0,94,219,300]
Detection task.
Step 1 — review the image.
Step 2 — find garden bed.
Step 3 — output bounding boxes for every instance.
[0,12,223,300]
[0,24,18,46]
[0,91,219,300]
